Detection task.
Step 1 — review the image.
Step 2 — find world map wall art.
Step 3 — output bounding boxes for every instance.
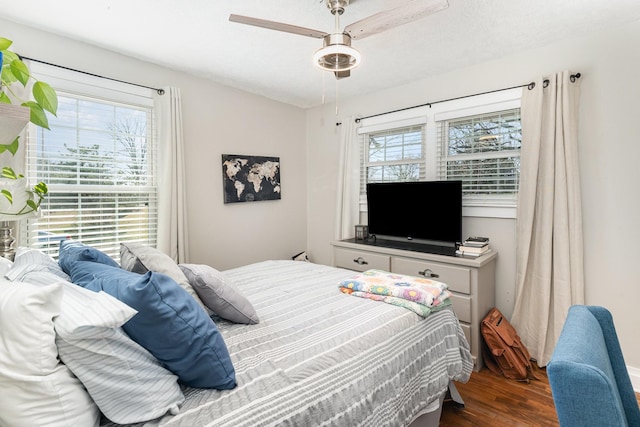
[222,154,281,204]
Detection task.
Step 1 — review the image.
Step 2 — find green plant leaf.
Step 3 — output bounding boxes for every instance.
[26,199,37,210]
[0,189,12,204]
[34,181,48,196]
[9,59,30,86]
[1,52,21,92]
[33,81,58,116]
[1,62,18,86]
[2,50,19,63]
[7,137,19,155]
[0,137,20,156]
[0,92,10,104]
[0,37,12,51]
[22,101,49,129]
[1,167,18,180]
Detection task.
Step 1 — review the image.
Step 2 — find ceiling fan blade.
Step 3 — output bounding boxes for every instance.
[229,14,328,39]
[344,0,449,40]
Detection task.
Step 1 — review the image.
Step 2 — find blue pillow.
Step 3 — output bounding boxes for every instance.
[58,240,120,274]
[66,260,236,390]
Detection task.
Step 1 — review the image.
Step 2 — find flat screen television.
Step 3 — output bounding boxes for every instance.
[366,180,462,248]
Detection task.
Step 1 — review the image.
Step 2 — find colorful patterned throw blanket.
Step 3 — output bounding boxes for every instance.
[338,269,452,317]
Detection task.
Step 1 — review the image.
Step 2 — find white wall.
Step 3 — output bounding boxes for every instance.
[1,18,308,271]
[306,19,640,369]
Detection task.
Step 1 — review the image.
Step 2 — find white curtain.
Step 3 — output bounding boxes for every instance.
[154,87,189,263]
[511,71,584,367]
[334,117,361,240]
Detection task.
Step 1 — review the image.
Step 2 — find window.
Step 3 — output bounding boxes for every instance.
[22,64,157,259]
[437,108,521,206]
[358,89,521,218]
[365,125,425,183]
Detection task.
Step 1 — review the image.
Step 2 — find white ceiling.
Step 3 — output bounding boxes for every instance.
[2,0,640,108]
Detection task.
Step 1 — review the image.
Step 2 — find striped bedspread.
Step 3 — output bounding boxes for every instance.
[102,260,473,427]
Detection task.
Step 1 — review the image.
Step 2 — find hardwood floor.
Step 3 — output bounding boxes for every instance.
[440,366,560,427]
[440,366,640,426]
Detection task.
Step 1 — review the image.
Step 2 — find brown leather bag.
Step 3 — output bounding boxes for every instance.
[481,307,536,382]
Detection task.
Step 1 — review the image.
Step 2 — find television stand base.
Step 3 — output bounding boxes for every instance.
[342,238,457,257]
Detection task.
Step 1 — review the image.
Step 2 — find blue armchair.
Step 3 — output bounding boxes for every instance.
[547,305,640,427]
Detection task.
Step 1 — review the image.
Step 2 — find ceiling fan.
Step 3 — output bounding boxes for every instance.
[229,0,449,79]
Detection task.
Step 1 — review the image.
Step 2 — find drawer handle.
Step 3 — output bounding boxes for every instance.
[419,269,439,278]
[353,257,369,265]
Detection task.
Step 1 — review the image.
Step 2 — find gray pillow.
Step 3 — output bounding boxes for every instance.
[179,264,259,325]
[119,242,207,311]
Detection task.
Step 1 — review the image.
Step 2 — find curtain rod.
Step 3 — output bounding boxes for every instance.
[353,72,581,124]
[18,55,165,95]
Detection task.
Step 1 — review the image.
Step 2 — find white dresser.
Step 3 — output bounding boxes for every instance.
[331,239,497,371]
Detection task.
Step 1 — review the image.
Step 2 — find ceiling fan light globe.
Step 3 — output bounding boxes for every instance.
[313,44,361,72]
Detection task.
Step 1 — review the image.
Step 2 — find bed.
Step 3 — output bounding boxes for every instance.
[0,244,472,427]
[112,259,473,427]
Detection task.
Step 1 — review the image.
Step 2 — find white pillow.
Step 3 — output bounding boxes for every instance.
[23,271,185,424]
[0,256,13,276]
[0,278,61,375]
[5,247,70,282]
[0,278,100,427]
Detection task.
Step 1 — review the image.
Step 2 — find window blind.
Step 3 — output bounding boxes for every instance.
[23,89,157,260]
[363,124,426,185]
[436,108,521,206]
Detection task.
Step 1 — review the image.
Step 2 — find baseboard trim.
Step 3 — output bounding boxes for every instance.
[628,365,640,393]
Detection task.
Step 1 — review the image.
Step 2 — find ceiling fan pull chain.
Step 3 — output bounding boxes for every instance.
[335,78,339,115]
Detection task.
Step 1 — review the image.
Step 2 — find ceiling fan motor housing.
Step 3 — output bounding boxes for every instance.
[326,0,349,15]
[314,33,361,71]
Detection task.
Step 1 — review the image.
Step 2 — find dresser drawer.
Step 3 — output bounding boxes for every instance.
[333,248,391,272]
[449,293,471,323]
[391,257,471,294]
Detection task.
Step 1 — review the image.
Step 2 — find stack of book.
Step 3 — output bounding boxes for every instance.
[456,237,490,257]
